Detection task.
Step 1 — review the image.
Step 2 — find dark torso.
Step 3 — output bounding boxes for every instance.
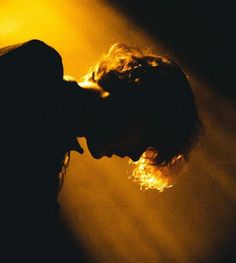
[0,39,79,260]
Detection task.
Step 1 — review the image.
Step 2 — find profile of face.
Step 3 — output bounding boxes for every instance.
[85,94,147,162]
[86,129,146,162]
[80,42,202,167]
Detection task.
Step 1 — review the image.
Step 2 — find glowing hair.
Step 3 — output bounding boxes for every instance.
[83,43,203,191]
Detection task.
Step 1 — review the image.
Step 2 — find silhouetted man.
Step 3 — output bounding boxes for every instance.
[0,39,202,261]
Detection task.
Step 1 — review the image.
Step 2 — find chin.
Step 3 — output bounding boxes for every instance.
[87,143,102,159]
[92,152,103,159]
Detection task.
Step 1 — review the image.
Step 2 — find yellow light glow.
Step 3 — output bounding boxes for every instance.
[129,150,184,192]
[0,17,20,36]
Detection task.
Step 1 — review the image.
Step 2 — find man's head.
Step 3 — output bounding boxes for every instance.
[80,42,203,169]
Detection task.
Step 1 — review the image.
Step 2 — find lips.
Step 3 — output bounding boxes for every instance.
[115,151,125,158]
[105,150,124,158]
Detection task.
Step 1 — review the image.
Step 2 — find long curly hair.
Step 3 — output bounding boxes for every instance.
[82,43,203,190]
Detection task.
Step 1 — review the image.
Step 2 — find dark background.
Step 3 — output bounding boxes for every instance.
[106,0,235,104]
[1,1,235,262]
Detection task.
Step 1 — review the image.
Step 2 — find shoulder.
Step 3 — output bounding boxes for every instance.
[0,39,63,76]
[17,39,64,79]
[22,39,61,58]
[1,39,61,59]
[24,39,52,47]
[23,39,62,65]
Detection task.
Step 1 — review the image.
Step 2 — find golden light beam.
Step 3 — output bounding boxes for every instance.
[1,1,235,263]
